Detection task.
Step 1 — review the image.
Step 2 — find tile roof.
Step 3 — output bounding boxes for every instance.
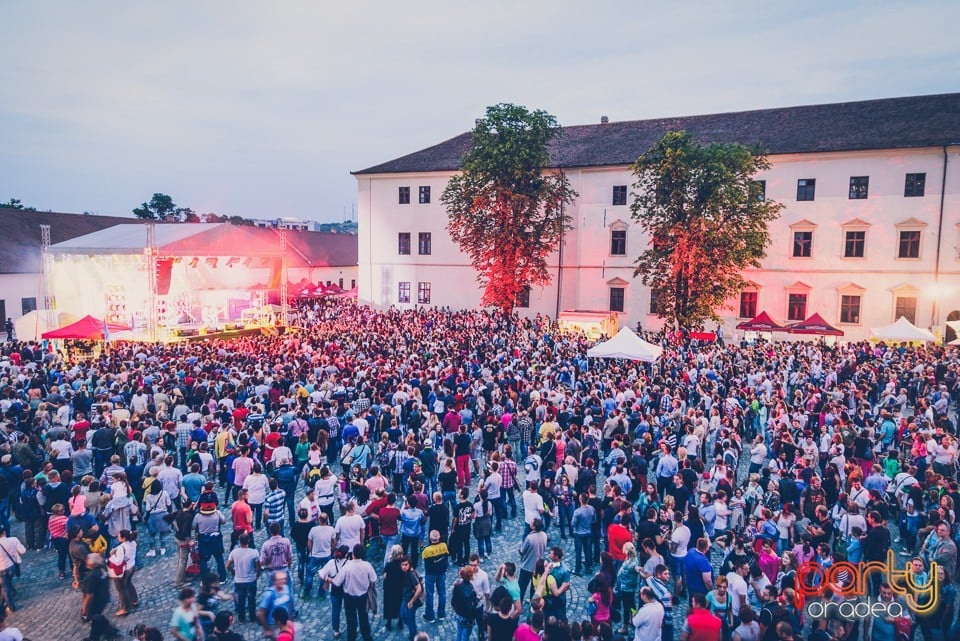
[353,93,960,175]
[0,208,141,274]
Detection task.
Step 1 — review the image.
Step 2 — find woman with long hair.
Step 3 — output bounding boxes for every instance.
[108,529,138,617]
[586,572,613,627]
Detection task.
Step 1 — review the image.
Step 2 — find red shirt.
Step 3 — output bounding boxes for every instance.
[684,607,722,641]
[378,506,401,536]
[231,500,254,533]
[607,523,632,561]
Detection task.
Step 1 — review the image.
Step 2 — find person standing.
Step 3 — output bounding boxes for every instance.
[303,512,335,599]
[330,544,377,641]
[256,571,296,640]
[225,532,260,624]
[171,499,196,588]
[193,500,227,581]
[451,487,475,565]
[260,522,295,588]
[518,518,547,602]
[80,553,110,623]
[0,527,24,611]
[421,530,449,623]
[681,592,722,641]
[452,565,479,641]
[109,529,139,616]
[229,488,254,550]
[632,586,665,641]
[399,556,424,641]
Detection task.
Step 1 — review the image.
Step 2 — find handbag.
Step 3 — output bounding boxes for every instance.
[0,541,20,578]
[367,581,379,614]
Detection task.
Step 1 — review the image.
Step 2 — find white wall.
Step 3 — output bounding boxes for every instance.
[0,273,42,321]
[358,145,960,340]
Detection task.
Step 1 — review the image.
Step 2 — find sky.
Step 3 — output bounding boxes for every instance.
[1,1,958,223]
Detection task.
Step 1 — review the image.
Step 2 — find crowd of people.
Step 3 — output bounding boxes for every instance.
[0,299,959,641]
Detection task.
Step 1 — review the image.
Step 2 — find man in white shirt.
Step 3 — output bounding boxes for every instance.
[331,544,377,641]
[632,586,665,641]
[522,481,545,538]
[725,560,749,619]
[668,512,690,595]
[334,502,365,551]
[303,513,336,599]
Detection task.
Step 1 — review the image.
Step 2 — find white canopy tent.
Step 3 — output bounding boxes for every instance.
[13,310,79,343]
[587,327,663,362]
[870,316,937,342]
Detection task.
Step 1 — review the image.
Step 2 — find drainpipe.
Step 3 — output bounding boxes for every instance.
[933,146,949,335]
[556,197,565,319]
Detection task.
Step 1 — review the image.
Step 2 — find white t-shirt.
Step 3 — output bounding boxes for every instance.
[669,524,690,558]
[315,476,338,506]
[522,491,545,525]
[308,524,336,558]
[334,513,365,549]
[726,571,748,616]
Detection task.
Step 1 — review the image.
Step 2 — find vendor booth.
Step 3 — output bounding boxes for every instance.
[587,326,663,362]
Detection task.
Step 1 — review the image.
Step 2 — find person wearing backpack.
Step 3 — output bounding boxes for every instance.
[452,565,479,641]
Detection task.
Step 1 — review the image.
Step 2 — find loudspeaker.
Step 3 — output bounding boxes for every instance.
[156,258,174,295]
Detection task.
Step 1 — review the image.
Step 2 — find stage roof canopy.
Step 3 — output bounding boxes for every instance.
[48,223,357,267]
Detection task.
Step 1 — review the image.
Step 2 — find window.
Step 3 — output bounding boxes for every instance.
[419,186,431,204]
[844,230,865,258]
[609,287,625,313]
[739,291,757,319]
[338,278,344,288]
[417,282,431,305]
[797,179,816,201]
[905,173,926,197]
[849,176,869,200]
[610,230,627,256]
[398,232,411,255]
[20,297,36,315]
[612,185,627,206]
[351,279,356,289]
[398,282,411,303]
[751,180,766,202]
[792,231,812,258]
[398,186,410,204]
[418,232,432,255]
[516,286,531,309]
[898,230,921,259]
[840,295,861,324]
[787,293,807,321]
[649,290,660,315]
[0,301,5,332]
[895,296,918,324]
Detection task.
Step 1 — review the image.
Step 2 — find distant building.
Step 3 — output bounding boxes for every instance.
[250,217,313,231]
[354,93,960,341]
[0,208,141,325]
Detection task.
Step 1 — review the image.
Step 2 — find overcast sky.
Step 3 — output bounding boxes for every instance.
[1,1,958,222]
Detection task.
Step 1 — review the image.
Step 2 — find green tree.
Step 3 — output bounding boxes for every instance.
[133,193,178,220]
[630,130,783,328]
[3,198,36,211]
[441,103,576,313]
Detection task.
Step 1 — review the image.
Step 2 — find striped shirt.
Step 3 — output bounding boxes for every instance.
[264,489,286,523]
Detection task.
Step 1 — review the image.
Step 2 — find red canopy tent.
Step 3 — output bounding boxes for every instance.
[787,313,844,336]
[735,311,786,332]
[41,315,132,340]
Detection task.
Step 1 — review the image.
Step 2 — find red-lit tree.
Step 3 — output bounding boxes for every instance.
[630,131,783,328]
[441,104,576,314]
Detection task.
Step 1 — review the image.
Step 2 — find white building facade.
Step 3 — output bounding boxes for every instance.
[354,94,960,341]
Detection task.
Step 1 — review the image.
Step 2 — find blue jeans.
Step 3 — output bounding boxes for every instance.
[558,504,573,537]
[491,497,506,531]
[234,581,257,621]
[400,600,419,640]
[303,556,330,597]
[0,570,16,610]
[330,590,344,632]
[574,534,592,573]
[476,535,492,557]
[503,487,517,518]
[0,499,10,536]
[456,614,474,641]
[424,573,446,619]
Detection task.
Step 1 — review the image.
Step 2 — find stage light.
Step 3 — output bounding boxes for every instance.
[243,258,254,267]
[189,258,199,268]
[227,257,240,268]
[206,257,218,268]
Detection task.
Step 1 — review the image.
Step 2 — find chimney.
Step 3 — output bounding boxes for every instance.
[600,116,609,124]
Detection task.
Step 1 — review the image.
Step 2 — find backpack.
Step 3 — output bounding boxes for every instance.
[378,448,394,470]
[306,462,324,485]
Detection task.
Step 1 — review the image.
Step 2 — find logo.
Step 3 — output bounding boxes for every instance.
[795,550,938,618]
